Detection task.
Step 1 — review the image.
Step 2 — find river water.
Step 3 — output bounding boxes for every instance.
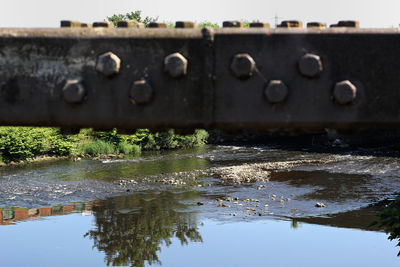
[0,145,399,266]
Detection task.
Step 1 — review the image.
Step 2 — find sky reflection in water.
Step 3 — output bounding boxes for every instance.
[0,191,398,267]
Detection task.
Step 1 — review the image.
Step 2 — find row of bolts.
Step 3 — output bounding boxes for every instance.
[61,19,359,106]
[63,50,357,106]
[61,20,360,29]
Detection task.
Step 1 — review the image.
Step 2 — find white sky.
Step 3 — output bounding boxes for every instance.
[0,0,399,28]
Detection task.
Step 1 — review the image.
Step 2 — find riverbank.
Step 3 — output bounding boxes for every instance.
[0,127,208,165]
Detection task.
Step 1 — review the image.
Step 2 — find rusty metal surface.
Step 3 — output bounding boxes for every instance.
[0,25,400,132]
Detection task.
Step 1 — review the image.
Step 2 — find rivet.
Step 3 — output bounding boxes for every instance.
[264,80,289,104]
[307,22,327,29]
[148,22,168,28]
[96,52,121,78]
[223,21,243,28]
[278,20,303,28]
[231,53,256,79]
[333,80,357,105]
[93,21,114,28]
[63,79,86,104]
[117,20,145,28]
[164,53,188,78]
[298,53,323,78]
[330,20,359,28]
[175,21,197,28]
[249,22,270,28]
[60,20,81,28]
[130,79,153,105]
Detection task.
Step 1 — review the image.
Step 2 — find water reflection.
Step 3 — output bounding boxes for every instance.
[84,190,203,267]
[83,149,209,182]
[270,170,373,202]
[374,196,400,256]
[0,202,93,225]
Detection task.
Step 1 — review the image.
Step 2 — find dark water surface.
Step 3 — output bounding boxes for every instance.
[0,145,399,266]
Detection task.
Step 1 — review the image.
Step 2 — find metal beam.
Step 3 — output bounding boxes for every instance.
[0,26,399,132]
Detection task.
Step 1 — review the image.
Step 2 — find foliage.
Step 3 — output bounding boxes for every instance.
[84,191,202,267]
[176,129,209,148]
[0,127,207,163]
[106,10,258,30]
[198,21,220,29]
[140,129,208,151]
[91,128,124,148]
[117,141,141,155]
[372,196,400,255]
[47,131,75,156]
[242,20,261,28]
[87,128,207,152]
[107,11,158,26]
[79,140,115,157]
[0,127,74,163]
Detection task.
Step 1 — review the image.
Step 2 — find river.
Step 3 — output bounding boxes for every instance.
[0,145,399,266]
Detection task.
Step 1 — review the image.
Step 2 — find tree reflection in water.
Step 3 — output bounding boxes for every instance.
[84,191,203,267]
[373,195,400,256]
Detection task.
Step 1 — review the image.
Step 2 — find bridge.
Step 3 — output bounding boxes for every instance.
[0,20,399,133]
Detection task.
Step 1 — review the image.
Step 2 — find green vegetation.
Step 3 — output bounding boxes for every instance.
[107,10,258,29]
[197,21,220,29]
[0,127,208,164]
[107,11,158,27]
[0,127,73,163]
[78,140,116,157]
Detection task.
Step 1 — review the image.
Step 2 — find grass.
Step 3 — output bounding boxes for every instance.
[79,140,116,157]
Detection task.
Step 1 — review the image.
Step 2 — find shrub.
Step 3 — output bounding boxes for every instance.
[140,129,208,151]
[92,129,124,147]
[0,127,75,162]
[117,142,141,155]
[47,130,75,156]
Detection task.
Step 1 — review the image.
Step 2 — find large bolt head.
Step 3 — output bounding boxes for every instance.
[164,53,188,78]
[130,79,153,104]
[298,53,323,78]
[223,21,243,28]
[96,52,121,77]
[333,80,357,105]
[62,80,86,104]
[264,80,289,104]
[307,22,327,29]
[175,21,197,28]
[148,22,168,28]
[231,53,256,79]
[278,20,303,28]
